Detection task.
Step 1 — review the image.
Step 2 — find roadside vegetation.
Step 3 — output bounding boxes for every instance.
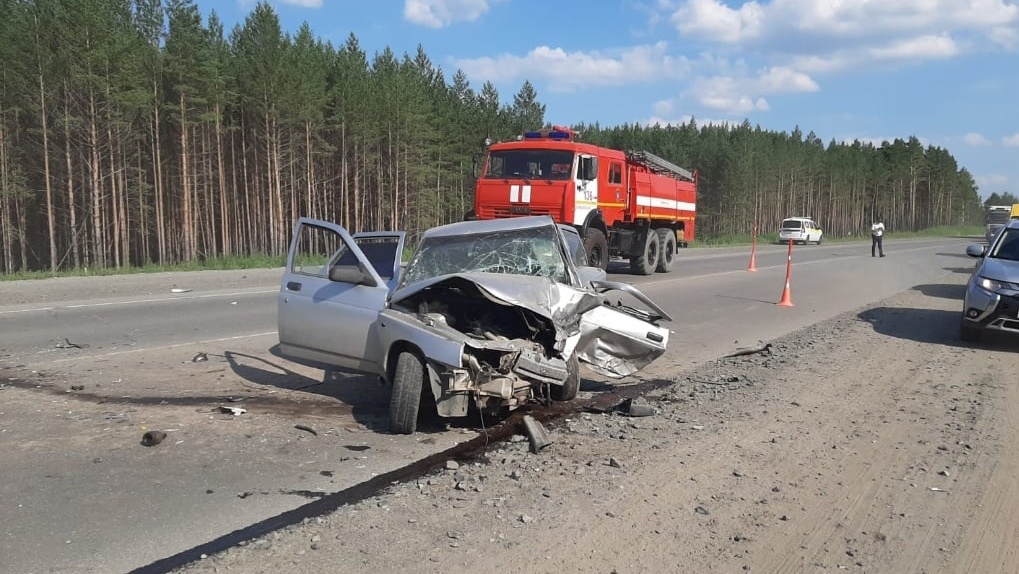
[0,1,985,276]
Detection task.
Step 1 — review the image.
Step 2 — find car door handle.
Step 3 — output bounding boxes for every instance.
[286,281,302,292]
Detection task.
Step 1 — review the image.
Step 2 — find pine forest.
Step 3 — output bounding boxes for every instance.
[0,0,984,273]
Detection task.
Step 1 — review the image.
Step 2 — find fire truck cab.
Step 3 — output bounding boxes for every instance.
[471,126,697,275]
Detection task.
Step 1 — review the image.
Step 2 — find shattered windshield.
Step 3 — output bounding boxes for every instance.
[401,225,570,286]
[483,149,575,180]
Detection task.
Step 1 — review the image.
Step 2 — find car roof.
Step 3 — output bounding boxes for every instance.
[782,216,813,221]
[422,215,557,239]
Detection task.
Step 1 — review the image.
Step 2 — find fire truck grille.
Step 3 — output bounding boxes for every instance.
[484,206,554,218]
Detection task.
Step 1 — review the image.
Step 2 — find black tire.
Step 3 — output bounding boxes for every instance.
[629,230,659,275]
[655,228,676,273]
[959,321,982,343]
[550,355,580,401]
[389,351,425,434]
[816,235,823,245]
[583,228,609,271]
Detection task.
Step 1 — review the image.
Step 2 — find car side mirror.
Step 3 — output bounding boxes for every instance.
[965,244,986,258]
[329,264,378,287]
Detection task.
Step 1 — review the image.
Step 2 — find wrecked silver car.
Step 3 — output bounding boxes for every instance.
[277,215,671,433]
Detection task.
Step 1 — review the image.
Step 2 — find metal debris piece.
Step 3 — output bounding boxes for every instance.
[219,406,246,416]
[141,430,167,447]
[522,415,552,454]
[620,396,655,417]
[69,385,85,391]
[723,342,773,358]
[295,424,318,436]
[192,352,208,362]
[170,288,192,293]
[56,338,83,349]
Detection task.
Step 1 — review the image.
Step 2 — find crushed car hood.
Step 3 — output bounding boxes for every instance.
[391,272,667,377]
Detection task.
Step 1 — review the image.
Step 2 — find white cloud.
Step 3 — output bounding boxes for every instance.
[1004,133,1019,146]
[976,173,1009,188]
[668,0,1019,70]
[868,34,960,61]
[280,0,322,6]
[684,64,816,114]
[653,99,676,116]
[453,42,690,91]
[404,0,491,29]
[671,0,766,43]
[758,66,820,93]
[965,133,993,146]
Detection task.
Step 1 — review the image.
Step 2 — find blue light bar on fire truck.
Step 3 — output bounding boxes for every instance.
[522,126,577,141]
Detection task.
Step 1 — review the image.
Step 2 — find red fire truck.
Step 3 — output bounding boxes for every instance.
[471,126,696,275]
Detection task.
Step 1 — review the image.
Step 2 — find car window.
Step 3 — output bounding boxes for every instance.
[991,229,1019,261]
[337,236,401,280]
[782,220,802,230]
[559,226,589,267]
[291,223,348,277]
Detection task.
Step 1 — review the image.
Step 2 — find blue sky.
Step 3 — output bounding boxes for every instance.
[201,0,1019,198]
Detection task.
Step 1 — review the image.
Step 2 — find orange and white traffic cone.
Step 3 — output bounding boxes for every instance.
[747,224,758,272]
[777,239,794,307]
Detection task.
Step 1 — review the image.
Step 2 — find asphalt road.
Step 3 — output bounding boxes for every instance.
[0,236,978,573]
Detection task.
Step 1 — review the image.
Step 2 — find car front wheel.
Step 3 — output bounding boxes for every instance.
[550,355,580,401]
[390,351,425,434]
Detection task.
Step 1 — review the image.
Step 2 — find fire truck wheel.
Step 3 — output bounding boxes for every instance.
[630,231,660,275]
[583,229,609,271]
[551,355,581,401]
[655,228,676,273]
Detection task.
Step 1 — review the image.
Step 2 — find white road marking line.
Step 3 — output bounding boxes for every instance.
[0,289,278,315]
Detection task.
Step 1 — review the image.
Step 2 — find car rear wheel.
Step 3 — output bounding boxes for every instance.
[630,230,660,275]
[959,320,982,343]
[390,351,425,434]
[550,355,580,401]
[655,228,676,273]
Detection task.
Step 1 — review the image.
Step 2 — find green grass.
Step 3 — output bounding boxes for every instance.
[1,253,285,281]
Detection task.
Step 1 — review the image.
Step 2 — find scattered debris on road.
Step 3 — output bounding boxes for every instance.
[295,424,318,436]
[141,430,166,446]
[723,341,773,358]
[619,396,655,417]
[192,352,208,362]
[219,406,246,416]
[522,415,552,454]
[56,338,85,349]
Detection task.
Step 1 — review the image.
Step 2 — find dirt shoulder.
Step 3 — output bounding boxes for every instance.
[176,272,1019,574]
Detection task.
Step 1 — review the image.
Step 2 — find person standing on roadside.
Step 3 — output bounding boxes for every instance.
[871,216,885,257]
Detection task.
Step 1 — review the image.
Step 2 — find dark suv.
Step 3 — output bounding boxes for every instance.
[960,219,1019,342]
